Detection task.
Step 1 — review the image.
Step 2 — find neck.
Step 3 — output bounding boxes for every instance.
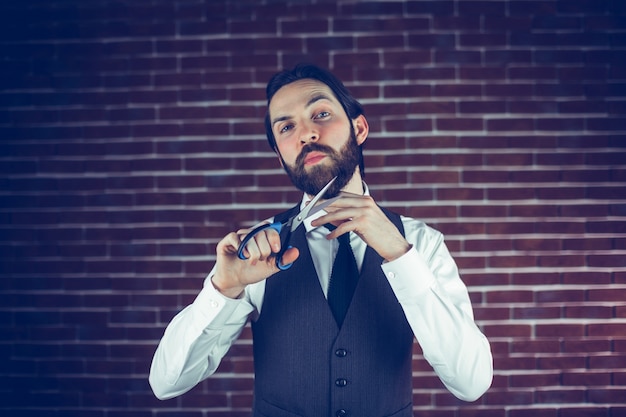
[342,170,364,195]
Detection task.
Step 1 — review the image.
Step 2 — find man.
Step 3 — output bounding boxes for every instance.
[149,64,493,416]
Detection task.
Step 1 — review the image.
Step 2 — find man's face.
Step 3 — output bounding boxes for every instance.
[268,79,364,198]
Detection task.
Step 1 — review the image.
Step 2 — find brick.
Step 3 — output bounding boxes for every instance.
[513,238,561,251]
[434,84,482,97]
[408,34,455,49]
[356,34,404,49]
[509,409,557,417]
[484,389,534,405]
[435,153,483,167]
[386,52,434,70]
[587,220,626,234]
[384,117,432,132]
[489,255,537,268]
[281,19,329,34]
[485,84,536,97]
[560,408,613,417]
[484,321,533,337]
[435,50,481,64]
[473,306,510,321]
[562,272,612,285]
[588,324,626,338]
[537,289,584,304]
[493,355,536,370]
[384,84,431,98]
[511,272,561,285]
[589,355,626,370]
[341,1,405,15]
[333,17,391,33]
[405,205,458,220]
[514,306,562,320]
[407,102,455,114]
[510,372,561,387]
[535,388,586,404]
[587,289,626,302]
[487,187,535,200]
[460,205,508,218]
[455,255,486,269]
[564,305,614,319]
[560,204,611,217]
[538,254,586,268]
[589,388,626,404]
[512,339,561,353]
[437,187,484,200]
[536,324,584,338]
[510,100,559,113]
[563,371,611,386]
[436,117,484,131]
[462,170,508,183]
[587,254,626,267]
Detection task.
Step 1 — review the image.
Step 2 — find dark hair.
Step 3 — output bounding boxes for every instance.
[264,63,365,158]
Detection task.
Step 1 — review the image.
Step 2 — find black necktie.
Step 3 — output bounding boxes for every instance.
[325,224,359,327]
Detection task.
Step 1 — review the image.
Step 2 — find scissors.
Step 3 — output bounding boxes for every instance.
[237,176,339,270]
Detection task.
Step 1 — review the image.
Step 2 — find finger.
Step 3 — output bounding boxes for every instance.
[326,220,356,240]
[253,229,276,261]
[313,208,358,229]
[219,232,246,255]
[323,192,369,208]
[316,194,372,213]
[266,228,282,253]
[229,228,250,257]
[280,247,300,266]
[243,236,261,261]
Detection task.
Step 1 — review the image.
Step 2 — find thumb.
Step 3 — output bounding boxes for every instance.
[280,247,300,267]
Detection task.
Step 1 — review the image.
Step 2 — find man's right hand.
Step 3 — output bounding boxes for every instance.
[211,225,300,299]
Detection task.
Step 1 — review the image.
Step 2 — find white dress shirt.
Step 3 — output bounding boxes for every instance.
[149,187,493,403]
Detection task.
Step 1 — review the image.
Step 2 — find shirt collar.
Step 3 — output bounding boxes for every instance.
[300,181,369,233]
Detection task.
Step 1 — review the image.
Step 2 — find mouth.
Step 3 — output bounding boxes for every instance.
[303,151,327,166]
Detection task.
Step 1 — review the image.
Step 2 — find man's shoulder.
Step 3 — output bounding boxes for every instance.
[399,214,444,237]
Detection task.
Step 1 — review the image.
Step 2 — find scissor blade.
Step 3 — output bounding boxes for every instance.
[305,195,341,219]
[290,176,337,232]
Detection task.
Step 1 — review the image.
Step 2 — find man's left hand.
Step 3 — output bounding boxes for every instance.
[311,192,411,262]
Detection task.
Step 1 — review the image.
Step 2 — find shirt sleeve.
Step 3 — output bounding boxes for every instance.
[382,217,493,402]
[149,270,255,400]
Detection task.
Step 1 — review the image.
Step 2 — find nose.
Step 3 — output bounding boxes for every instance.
[299,122,319,144]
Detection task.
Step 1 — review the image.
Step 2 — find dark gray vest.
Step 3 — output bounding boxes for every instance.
[251,206,414,417]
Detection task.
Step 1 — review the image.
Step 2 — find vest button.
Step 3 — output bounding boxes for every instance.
[336,409,348,417]
[335,348,347,357]
[335,378,348,387]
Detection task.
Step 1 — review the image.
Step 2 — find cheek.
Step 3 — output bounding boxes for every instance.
[276,141,299,165]
[326,124,352,150]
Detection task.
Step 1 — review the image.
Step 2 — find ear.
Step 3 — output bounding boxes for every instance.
[352,114,369,146]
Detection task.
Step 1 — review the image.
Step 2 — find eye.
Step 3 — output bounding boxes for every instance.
[279,123,294,134]
[314,111,330,120]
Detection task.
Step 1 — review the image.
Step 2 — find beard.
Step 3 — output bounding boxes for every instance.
[280,130,361,199]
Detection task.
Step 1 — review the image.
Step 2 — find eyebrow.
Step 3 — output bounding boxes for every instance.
[271,93,333,127]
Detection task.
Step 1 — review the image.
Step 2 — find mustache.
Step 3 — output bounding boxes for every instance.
[296,143,336,166]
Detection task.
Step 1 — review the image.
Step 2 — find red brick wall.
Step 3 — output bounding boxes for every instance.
[1,1,625,416]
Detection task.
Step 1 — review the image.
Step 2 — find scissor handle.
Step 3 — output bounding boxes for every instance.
[236,221,293,270]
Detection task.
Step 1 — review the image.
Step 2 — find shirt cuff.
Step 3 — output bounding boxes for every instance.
[381,246,436,303]
[192,277,245,328]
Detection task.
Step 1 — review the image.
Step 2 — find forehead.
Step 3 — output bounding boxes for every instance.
[268,79,339,115]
